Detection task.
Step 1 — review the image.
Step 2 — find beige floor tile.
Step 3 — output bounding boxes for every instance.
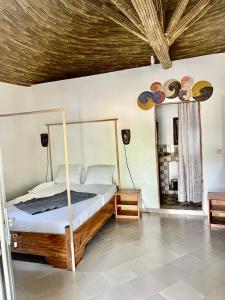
[190,245,225,265]
[103,264,138,286]
[79,243,149,272]
[160,280,205,300]
[84,244,107,262]
[103,284,143,300]
[13,214,225,300]
[89,295,107,300]
[58,273,112,300]
[203,260,225,282]
[142,247,177,269]
[97,235,134,253]
[127,256,156,276]
[205,284,225,300]
[136,237,163,251]
[14,261,58,286]
[162,241,189,257]
[24,269,84,298]
[129,273,166,298]
[151,263,186,286]
[183,269,225,296]
[171,254,205,274]
[146,294,166,300]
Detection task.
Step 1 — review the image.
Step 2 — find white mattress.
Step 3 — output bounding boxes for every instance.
[7,182,116,234]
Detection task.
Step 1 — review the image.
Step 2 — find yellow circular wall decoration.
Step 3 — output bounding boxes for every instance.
[137,91,155,110]
[192,80,213,101]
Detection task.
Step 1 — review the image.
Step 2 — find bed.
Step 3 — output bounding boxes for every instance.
[7,181,117,270]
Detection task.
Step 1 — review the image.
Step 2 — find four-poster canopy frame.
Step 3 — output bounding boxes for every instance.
[0,108,76,272]
[8,115,120,271]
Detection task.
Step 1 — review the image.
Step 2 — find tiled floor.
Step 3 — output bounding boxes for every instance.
[14,213,225,300]
[160,194,202,210]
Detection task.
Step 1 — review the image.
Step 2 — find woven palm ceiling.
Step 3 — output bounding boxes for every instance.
[0,0,224,86]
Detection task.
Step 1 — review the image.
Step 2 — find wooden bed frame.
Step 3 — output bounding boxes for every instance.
[11,196,115,270]
[4,115,120,271]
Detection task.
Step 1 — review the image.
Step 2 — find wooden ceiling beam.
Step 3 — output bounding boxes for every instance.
[131,0,171,69]
[168,0,219,45]
[153,0,164,31]
[166,0,190,37]
[86,0,148,43]
[110,0,146,35]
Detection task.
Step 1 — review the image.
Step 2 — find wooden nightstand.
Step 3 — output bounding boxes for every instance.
[208,192,225,228]
[115,189,141,219]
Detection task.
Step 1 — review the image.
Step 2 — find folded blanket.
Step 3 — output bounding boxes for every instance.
[14,190,97,215]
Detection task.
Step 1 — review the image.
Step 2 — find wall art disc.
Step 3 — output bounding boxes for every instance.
[152,91,165,104]
[180,76,194,88]
[163,79,181,99]
[137,91,155,110]
[150,82,162,92]
[178,88,193,101]
[192,80,213,101]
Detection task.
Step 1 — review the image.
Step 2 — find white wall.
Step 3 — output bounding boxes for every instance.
[0,52,222,213]
[31,73,159,208]
[0,83,40,200]
[156,104,178,145]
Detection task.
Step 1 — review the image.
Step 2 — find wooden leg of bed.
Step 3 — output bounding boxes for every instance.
[65,225,73,270]
[65,226,86,269]
[45,256,68,269]
[75,245,86,265]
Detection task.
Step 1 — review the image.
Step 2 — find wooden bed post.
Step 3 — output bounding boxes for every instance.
[47,124,54,181]
[65,226,72,270]
[114,120,121,189]
[62,109,76,272]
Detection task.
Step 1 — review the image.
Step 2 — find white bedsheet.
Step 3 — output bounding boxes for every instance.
[6,183,116,234]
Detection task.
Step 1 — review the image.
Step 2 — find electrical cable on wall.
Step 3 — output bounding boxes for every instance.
[123,144,150,214]
[123,144,136,189]
[40,133,49,182]
[46,147,49,182]
[121,130,150,214]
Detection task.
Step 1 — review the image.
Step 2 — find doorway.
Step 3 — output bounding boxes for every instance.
[155,103,203,210]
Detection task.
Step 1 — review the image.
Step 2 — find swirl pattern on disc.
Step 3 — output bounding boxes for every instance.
[150,82,162,92]
[152,91,165,104]
[192,81,213,101]
[180,76,194,88]
[137,91,155,110]
[163,79,181,99]
[178,88,193,101]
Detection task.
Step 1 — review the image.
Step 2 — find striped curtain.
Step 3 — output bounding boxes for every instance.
[178,102,202,203]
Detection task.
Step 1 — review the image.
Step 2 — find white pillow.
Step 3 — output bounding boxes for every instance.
[55,164,82,184]
[29,181,54,194]
[84,165,115,185]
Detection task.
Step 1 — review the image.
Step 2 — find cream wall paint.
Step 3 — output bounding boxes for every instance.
[31,74,159,208]
[0,83,40,200]
[28,52,225,212]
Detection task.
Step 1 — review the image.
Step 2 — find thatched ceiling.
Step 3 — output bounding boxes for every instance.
[0,0,225,86]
